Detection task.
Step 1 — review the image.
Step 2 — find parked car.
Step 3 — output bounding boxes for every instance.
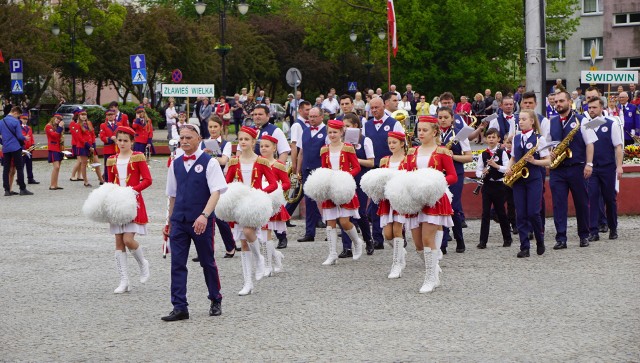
[55,104,105,129]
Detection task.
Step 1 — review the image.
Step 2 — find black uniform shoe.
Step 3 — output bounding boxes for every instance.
[373,242,384,250]
[588,234,600,242]
[235,246,242,251]
[316,221,326,228]
[609,229,618,240]
[599,224,608,233]
[512,226,519,235]
[209,301,222,316]
[28,180,40,185]
[365,240,374,255]
[441,246,447,255]
[503,240,512,247]
[286,221,297,228]
[456,242,465,253]
[19,189,33,196]
[277,237,288,249]
[223,251,235,258]
[161,309,189,322]
[553,242,567,250]
[338,249,353,258]
[4,191,10,196]
[517,249,530,258]
[477,242,487,249]
[10,191,19,195]
[297,235,315,242]
[579,238,590,247]
[192,257,200,262]
[536,244,546,255]
[461,220,468,228]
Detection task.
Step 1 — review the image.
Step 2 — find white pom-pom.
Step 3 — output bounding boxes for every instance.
[361,168,400,203]
[269,186,286,216]
[303,168,334,202]
[328,170,357,205]
[102,186,138,225]
[385,172,425,215]
[236,189,273,228]
[83,183,118,223]
[215,182,251,222]
[411,168,448,208]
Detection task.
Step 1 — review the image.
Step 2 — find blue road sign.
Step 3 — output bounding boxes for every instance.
[131,69,148,85]
[348,82,358,93]
[11,80,24,94]
[10,59,23,73]
[130,54,146,70]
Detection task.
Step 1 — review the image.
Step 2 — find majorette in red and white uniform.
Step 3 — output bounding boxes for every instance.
[377,131,407,227]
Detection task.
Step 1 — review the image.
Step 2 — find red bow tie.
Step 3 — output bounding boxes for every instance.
[560,116,568,122]
[310,126,319,131]
[373,120,383,125]
[183,155,196,162]
[505,115,513,120]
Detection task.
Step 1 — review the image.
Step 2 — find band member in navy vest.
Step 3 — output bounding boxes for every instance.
[546,92,559,119]
[338,113,375,257]
[586,97,623,241]
[252,105,290,163]
[438,107,472,253]
[363,97,404,249]
[162,124,227,321]
[296,107,328,242]
[618,91,640,146]
[505,110,550,258]
[503,135,517,234]
[45,114,65,190]
[476,128,513,249]
[549,91,598,249]
[99,109,119,182]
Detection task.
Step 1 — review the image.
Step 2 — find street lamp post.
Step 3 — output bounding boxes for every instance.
[195,0,248,97]
[52,12,93,104]
[350,28,386,90]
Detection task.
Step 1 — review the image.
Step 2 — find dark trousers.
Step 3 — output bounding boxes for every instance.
[480,181,512,244]
[215,217,236,252]
[170,218,222,311]
[233,117,243,134]
[341,187,372,249]
[366,201,383,244]
[443,173,465,249]
[539,168,546,231]
[505,186,516,228]
[303,168,321,237]
[513,178,544,250]
[103,153,114,182]
[588,165,617,234]
[549,165,590,242]
[22,154,34,181]
[3,149,25,191]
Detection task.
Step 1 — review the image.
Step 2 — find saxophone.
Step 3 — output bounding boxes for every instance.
[503,141,538,188]
[446,130,457,149]
[550,116,581,169]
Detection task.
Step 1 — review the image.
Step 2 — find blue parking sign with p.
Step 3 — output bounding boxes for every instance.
[10,59,23,73]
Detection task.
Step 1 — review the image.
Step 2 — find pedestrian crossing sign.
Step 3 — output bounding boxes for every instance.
[348,82,357,93]
[11,79,23,94]
[131,69,147,85]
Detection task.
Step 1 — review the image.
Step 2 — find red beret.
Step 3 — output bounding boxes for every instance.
[105,109,115,115]
[261,134,278,144]
[53,113,63,119]
[387,131,406,141]
[116,126,135,136]
[418,115,438,124]
[327,119,344,129]
[135,105,145,112]
[240,126,258,139]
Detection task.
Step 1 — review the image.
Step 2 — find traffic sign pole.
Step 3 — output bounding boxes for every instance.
[286,68,302,124]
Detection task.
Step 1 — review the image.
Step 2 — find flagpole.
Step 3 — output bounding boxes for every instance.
[387,20,391,91]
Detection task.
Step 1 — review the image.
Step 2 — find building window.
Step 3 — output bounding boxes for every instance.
[615,58,640,70]
[582,37,603,59]
[614,13,640,26]
[583,0,602,15]
[547,40,566,60]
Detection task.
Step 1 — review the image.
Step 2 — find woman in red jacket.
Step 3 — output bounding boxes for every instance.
[319,119,364,266]
[45,114,65,190]
[106,126,152,294]
[259,134,290,276]
[214,96,231,137]
[69,109,93,186]
[85,116,105,185]
[132,106,152,153]
[225,126,278,295]
[401,116,457,294]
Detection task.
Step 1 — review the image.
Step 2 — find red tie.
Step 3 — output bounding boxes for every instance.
[505,115,513,120]
[373,120,383,125]
[183,154,196,162]
[560,116,567,122]
[310,126,319,131]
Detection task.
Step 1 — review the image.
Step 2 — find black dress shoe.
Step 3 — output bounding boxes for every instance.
[503,240,512,247]
[517,249,530,258]
[297,235,314,242]
[579,238,590,247]
[553,242,567,250]
[609,230,618,240]
[28,180,40,184]
[338,249,353,258]
[461,220,468,228]
[192,257,200,262]
[456,247,465,253]
[161,309,189,322]
[10,191,19,195]
[477,242,487,249]
[365,240,374,255]
[441,246,447,255]
[588,234,599,242]
[316,221,326,228]
[235,246,242,251]
[277,237,288,249]
[19,189,33,196]
[286,221,296,228]
[209,301,222,316]
[223,251,235,258]
[4,191,10,196]
[373,242,384,250]
[536,244,546,255]
[512,226,519,235]
[599,224,608,233]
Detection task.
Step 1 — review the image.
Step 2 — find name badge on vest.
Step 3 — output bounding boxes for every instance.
[570,122,577,128]
[262,131,268,136]
[356,144,362,150]
[526,142,533,149]
[317,133,324,139]
[194,164,204,173]
[493,155,500,162]
[601,126,608,133]
[384,125,390,131]
[630,112,633,118]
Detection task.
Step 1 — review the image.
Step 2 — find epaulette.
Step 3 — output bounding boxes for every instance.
[343,144,356,153]
[106,155,117,166]
[273,161,287,172]
[436,146,449,154]
[228,157,239,166]
[256,156,270,166]
[320,145,329,154]
[130,153,146,163]
[380,156,390,168]
[407,147,417,156]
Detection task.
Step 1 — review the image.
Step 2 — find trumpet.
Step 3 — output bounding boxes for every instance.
[392,110,415,145]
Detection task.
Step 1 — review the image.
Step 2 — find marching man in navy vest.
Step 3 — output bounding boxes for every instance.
[618,91,640,146]
[363,97,404,250]
[546,92,559,119]
[162,124,228,321]
[586,97,623,241]
[252,105,290,163]
[296,107,328,242]
[548,91,598,250]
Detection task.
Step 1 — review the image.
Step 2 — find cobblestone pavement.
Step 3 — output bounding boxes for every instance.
[1,160,638,362]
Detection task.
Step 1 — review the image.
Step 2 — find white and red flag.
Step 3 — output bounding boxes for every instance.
[387,0,397,57]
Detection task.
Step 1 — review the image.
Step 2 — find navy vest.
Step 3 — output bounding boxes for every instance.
[440,128,464,175]
[301,125,325,170]
[513,133,542,181]
[364,117,397,167]
[549,112,587,165]
[593,118,616,168]
[254,123,279,154]
[497,114,517,142]
[619,103,638,140]
[453,114,465,131]
[481,148,506,181]
[171,153,213,223]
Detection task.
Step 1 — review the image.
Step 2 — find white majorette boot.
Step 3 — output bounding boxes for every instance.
[322,226,339,265]
[113,250,130,294]
[435,230,444,261]
[130,247,150,283]
[248,239,265,281]
[345,227,363,260]
[266,239,283,274]
[388,237,406,279]
[263,239,275,277]
[433,248,441,288]
[238,251,254,296]
[273,249,284,273]
[419,248,437,294]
